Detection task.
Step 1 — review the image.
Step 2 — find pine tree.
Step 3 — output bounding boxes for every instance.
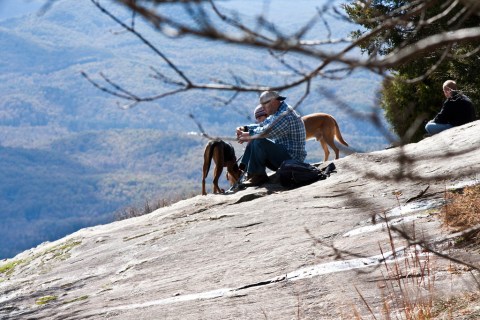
[344,0,480,141]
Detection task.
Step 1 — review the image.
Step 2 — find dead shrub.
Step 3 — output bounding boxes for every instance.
[441,185,480,242]
[114,193,195,221]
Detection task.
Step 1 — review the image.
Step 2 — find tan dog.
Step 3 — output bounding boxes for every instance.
[302,113,349,162]
[202,139,241,195]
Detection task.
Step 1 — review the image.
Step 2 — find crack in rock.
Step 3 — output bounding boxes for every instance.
[234,275,286,291]
[234,222,263,229]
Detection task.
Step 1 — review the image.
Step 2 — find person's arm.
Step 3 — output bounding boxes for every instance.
[250,111,290,139]
[248,116,274,135]
[433,100,455,124]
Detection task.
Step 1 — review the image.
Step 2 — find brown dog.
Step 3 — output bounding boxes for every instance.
[302,113,349,162]
[202,139,242,195]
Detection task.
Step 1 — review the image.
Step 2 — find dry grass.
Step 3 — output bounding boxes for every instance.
[379,249,434,319]
[354,184,480,319]
[440,184,480,253]
[441,184,480,234]
[115,199,170,221]
[354,244,436,320]
[431,291,480,319]
[114,192,196,221]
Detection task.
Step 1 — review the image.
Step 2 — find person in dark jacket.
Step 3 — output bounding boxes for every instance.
[425,80,476,135]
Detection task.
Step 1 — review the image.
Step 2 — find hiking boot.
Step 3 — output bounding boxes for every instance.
[241,173,269,187]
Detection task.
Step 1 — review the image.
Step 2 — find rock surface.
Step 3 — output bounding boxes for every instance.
[1,121,480,319]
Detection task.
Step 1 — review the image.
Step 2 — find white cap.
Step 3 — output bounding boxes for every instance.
[259,91,286,104]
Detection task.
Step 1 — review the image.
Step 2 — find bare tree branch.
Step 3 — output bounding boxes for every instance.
[378,27,480,68]
[75,0,479,111]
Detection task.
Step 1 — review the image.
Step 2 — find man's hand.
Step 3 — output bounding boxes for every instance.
[236,127,245,137]
[236,131,250,144]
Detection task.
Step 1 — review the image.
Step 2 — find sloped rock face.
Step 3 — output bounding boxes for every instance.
[1,121,480,319]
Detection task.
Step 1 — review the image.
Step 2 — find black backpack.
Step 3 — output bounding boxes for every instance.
[278,160,336,189]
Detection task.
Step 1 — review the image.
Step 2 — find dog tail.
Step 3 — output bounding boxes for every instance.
[334,119,349,146]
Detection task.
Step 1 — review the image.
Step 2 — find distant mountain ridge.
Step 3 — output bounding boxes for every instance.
[0,131,209,259]
[0,0,387,258]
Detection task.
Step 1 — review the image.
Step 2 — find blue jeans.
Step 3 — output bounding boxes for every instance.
[241,138,291,175]
[425,120,453,135]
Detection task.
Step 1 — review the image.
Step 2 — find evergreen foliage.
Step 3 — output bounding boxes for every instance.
[344,0,480,141]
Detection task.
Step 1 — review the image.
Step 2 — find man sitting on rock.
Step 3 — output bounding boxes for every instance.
[425,80,476,135]
[236,91,307,186]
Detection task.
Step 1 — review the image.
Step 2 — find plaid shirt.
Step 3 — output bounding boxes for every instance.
[248,102,307,161]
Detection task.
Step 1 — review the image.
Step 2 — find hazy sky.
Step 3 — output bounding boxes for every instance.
[0,0,44,21]
[0,0,346,22]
